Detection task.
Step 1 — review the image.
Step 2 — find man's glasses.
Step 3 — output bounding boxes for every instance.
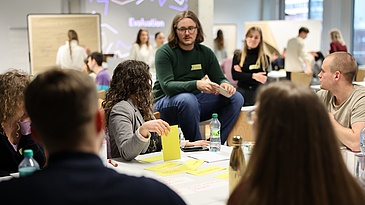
[176,27,197,34]
[246,109,256,125]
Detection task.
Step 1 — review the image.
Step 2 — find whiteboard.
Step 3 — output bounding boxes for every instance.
[27,14,101,75]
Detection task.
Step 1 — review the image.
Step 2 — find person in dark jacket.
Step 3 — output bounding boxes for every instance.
[0,68,186,205]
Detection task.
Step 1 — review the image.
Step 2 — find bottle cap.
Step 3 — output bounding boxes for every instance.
[23,149,33,157]
[232,136,243,145]
[212,113,218,118]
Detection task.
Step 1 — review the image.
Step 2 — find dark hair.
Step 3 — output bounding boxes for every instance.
[214,29,224,50]
[103,60,153,131]
[228,82,365,205]
[135,29,149,47]
[299,27,309,34]
[155,32,161,39]
[68,30,79,60]
[168,10,204,48]
[83,58,94,75]
[88,52,103,66]
[25,68,97,149]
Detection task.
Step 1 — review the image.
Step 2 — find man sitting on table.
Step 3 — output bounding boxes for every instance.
[317,52,365,151]
[0,68,185,205]
[153,10,244,144]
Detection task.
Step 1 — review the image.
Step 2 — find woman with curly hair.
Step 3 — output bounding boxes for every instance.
[103,60,208,160]
[0,69,46,176]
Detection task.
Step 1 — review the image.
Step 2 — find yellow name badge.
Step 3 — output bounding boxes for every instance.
[191,64,202,70]
[249,64,260,70]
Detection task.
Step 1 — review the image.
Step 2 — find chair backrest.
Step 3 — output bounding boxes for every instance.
[97,90,106,100]
[355,68,365,82]
[291,72,312,86]
[153,112,160,119]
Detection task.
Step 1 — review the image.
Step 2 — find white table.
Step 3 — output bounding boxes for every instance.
[109,146,233,205]
[267,71,286,82]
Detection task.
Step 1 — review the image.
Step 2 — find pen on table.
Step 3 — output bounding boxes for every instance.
[108,159,118,167]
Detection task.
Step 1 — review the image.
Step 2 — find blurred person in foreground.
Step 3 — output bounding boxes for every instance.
[228,81,365,205]
[0,68,185,205]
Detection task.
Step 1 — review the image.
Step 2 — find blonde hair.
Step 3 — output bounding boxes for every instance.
[329,29,345,46]
[239,27,269,71]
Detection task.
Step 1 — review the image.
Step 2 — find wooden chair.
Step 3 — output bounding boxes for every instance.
[291,72,312,86]
[97,90,106,100]
[355,68,365,82]
[153,112,160,119]
[227,106,255,146]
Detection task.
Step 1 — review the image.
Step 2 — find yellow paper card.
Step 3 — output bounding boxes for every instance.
[214,172,229,180]
[154,160,205,176]
[138,155,163,163]
[179,159,205,170]
[155,167,194,176]
[145,162,182,171]
[161,125,181,161]
[187,166,226,176]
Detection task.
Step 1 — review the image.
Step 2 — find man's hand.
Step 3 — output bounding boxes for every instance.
[252,72,267,84]
[220,82,236,95]
[197,80,219,93]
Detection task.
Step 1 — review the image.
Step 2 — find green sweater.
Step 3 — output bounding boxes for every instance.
[153,43,228,101]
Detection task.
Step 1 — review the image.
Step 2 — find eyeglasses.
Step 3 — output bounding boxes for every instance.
[176,27,197,34]
[246,109,256,125]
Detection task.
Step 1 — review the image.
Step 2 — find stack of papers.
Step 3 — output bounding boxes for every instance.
[187,152,230,163]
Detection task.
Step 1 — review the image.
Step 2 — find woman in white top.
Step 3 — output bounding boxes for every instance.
[214,29,227,63]
[150,32,166,71]
[129,29,154,66]
[56,30,87,70]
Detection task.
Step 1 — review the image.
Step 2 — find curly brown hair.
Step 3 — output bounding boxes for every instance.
[0,69,31,129]
[103,60,153,130]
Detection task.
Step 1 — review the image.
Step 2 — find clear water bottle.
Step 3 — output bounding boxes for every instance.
[361,126,365,154]
[18,149,39,177]
[210,113,221,152]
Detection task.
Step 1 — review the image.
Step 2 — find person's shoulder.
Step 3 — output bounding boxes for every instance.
[110,100,134,115]
[316,89,331,99]
[353,84,365,95]
[99,70,110,78]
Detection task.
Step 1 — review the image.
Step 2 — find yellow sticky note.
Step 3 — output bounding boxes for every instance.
[214,172,229,180]
[155,167,194,176]
[154,160,205,176]
[179,159,205,170]
[161,125,181,161]
[187,166,226,176]
[145,162,182,171]
[138,155,163,163]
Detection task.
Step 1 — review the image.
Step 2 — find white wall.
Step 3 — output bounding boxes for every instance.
[0,0,64,74]
[321,0,353,55]
[213,0,262,50]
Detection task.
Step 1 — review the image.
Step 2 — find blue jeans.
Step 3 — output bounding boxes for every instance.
[155,92,244,144]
